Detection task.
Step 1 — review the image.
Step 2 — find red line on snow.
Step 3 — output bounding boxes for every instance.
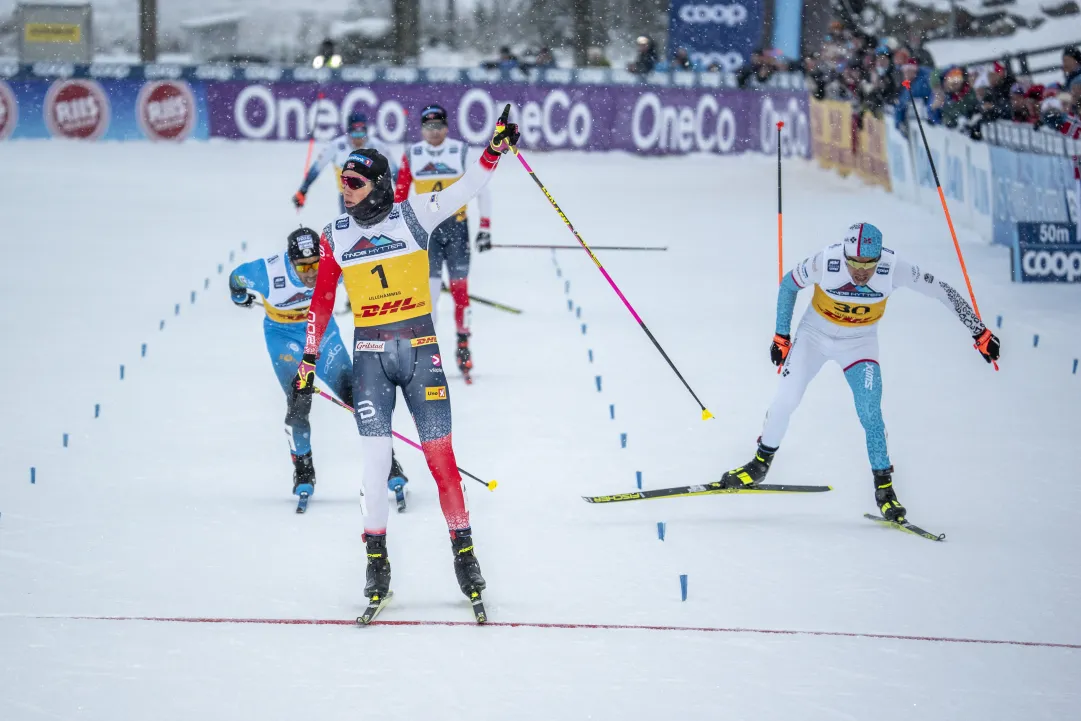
[57,616,1080,650]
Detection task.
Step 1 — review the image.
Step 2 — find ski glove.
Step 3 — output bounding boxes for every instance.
[770,333,791,367]
[488,104,520,155]
[973,329,1000,363]
[476,231,492,253]
[292,190,306,209]
[231,291,255,308]
[294,354,317,394]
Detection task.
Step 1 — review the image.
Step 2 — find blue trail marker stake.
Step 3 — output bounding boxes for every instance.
[620,433,627,448]
[1033,334,1039,348]
[141,343,147,357]
[218,263,223,274]
[229,251,235,261]
[581,323,587,335]
[119,364,125,380]
[30,467,35,484]
[565,280,570,294]
[94,403,100,418]
[204,278,210,289]
[241,241,247,251]
[63,433,69,448]
[636,471,642,489]
[576,306,581,318]
[175,303,180,316]
[1073,359,1078,374]
[595,376,602,392]
[159,320,165,330]
[657,522,666,541]
[556,268,562,278]
[680,574,688,601]
[996,315,1002,329]
[191,291,196,304]
[609,404,615,419]
[567,299,573,310]
[588,349,593,363]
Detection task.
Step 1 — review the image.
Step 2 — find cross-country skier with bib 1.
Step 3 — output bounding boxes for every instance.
[717,223,1001,523]
[394,103,493,383]
[293,111,399,214]
[294,105,519,611]
[228,227,409,511]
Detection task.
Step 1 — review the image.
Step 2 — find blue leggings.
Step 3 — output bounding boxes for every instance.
[842,361,890,470]
[265,317,351,456]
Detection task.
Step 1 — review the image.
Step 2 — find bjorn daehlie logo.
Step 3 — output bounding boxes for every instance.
[341,235,406,261]
[416,161,456,176]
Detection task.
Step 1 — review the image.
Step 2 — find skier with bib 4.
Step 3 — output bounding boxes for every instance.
[229,227,409,511]
[718,223,1000,523]
[394,103,493,383]
[294,105,519,618]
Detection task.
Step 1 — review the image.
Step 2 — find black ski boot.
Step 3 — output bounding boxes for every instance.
[363,533,391,599]
[450,528,486,597]
[718,441,777,488]
[292,452,315,496]
[873,466,906,522]
[456,332,473,381]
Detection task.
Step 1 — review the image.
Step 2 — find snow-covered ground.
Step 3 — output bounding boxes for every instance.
[1,141,1079,720]
[927,18,1080,83]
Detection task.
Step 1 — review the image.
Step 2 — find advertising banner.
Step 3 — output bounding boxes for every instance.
[667,0,766,72]
[856,112,890,191]
[989,144,1075,247]
[1011,221,1081,283]
[809,98,888,190]
[908,123,993,242]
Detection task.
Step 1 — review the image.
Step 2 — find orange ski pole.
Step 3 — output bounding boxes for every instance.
[902,79,998,371]
[776,120,785,374]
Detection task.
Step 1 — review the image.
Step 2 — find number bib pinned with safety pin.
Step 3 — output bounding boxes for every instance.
[810,244,896,327]
[327,205,432,328]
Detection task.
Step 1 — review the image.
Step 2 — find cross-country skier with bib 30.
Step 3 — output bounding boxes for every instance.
[718,223,1001,523]
[294,104,519,613]
[394,103,493,383]
[228,227,409,511]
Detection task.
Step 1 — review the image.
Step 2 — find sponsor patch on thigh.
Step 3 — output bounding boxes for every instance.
[410,335,438,347]
[355,340,386,352]
[425,386,447,400]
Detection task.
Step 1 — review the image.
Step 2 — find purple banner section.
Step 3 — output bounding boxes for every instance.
[205,83,810,157]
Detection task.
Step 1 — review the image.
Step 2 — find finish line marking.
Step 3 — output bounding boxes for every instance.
[32,616,1079,650]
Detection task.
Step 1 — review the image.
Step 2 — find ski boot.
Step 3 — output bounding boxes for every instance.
[456,332,473,384]
[450,528,486,596]
[387,452,409,513]
[717,441,777,489]
[873,466,906,522]
[292,451,315,505]
[363,533,391,599]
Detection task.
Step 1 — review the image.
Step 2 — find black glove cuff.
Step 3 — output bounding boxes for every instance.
[302,352,318,364]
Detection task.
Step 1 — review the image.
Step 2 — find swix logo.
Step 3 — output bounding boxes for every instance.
[863,364,875,391]
[358,297,425,318]
[416,161,457,176]
[342,234,406,261]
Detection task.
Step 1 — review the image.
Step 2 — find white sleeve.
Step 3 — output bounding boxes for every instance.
[407,155,498,234]
[789,251,825,289]
[894,256,986,335]
[311,139,338,173]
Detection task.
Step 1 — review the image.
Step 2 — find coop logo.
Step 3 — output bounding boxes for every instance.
[0,81,16,140]
[44,79,110,140]
[689,51,744,72]
[678,3,748,25]
[1020,249,1081,283]
[137,80,196,141]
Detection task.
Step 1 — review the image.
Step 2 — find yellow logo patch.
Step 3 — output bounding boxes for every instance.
[425,386,447,401]
[410,335,438,347]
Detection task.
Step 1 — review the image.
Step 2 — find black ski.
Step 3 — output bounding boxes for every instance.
[356,590,394,625]
[864,513,945,542]
[584,482,832,504]
[394,487,407,513]
[295,491,311,514]
[469,590,487,624]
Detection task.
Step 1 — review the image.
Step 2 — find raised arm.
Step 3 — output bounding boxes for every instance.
[394,152,413,203]
[406,105,519,235]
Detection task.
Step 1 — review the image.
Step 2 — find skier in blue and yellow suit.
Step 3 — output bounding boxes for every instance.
[229,227,408,504]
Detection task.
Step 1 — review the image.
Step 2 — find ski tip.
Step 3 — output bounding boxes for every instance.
[486,480,498,491]
[701,408,714,421]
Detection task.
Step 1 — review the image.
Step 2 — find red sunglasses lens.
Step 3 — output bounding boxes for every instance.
[342,175,368,190]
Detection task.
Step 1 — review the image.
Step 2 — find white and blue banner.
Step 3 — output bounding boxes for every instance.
[1011,222,1081,283]
[988,144,1075,248]
[667,0,766,73]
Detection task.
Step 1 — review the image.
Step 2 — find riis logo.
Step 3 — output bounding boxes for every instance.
[44,79,110,140]
[137,80,197,141]
[678,3,748,25]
